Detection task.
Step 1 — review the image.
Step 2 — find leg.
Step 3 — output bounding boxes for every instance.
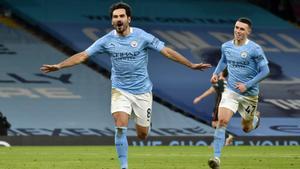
[241,118,252,133]
[238,95,259,133]
[113,112,129,169]
[132,92,152,140]
[111,88,133,169]
[209,107,234,169]
[113,111,129,127]
[213,120,234,146]
[241,111,260,133]
[214,107,234,156]
[211,120,218,129]
[225,133,234,146]
[136,124,150,140]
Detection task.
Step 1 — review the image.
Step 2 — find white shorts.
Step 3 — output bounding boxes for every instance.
[219,89,258,121]
[111,88,152,127]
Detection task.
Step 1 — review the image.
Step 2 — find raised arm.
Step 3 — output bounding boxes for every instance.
[40,51,89,73]
[160,47,211,70]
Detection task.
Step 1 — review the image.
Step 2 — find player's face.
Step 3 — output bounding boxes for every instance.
[111,8,131,35]
[234,21,251,41]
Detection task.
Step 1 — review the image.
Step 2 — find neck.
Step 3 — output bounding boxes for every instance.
[234,38,247,46]
[118,27,131,36]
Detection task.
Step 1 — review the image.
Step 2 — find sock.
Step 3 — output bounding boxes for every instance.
[115,127,128,169]
[252,116,258,129]
[213,127,226,158]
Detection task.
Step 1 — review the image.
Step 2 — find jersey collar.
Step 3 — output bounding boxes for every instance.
[113,27,133,36]
[232,38,249,46]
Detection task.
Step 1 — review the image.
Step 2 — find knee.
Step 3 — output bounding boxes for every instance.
[242,126,251,133]
[137,132,148,140]
[241,120,253,133]
[218,119,229,128]
[113,112,129,127]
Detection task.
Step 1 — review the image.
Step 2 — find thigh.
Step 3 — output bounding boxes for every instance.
[132,92,153,127]
[219,89,239,114]
[238,95,258,121]
[218,107,234,122]
[111,88,132,115]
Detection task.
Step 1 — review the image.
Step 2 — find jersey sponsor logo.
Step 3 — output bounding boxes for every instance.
[240,51,248,58]
[130,40,138,48]
[112,51,140,61]
[227,59,250,68]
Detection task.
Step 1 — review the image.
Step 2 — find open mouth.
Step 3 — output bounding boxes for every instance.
[117,21,123,27]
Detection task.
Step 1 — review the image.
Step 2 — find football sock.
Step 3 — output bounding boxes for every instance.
[213,127,226,158]
[252,115,258,129]
[115,127,128,169]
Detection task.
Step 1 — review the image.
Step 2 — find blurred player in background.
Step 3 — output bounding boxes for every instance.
[208,17,270,169]
[40,2,211,169]
[193,69,234,146]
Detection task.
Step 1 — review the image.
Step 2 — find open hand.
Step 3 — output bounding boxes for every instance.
[40,64,60,73]
[235,82,247,92]
[190,63,212,71]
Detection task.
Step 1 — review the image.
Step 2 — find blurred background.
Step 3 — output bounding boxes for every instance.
[0,0,299,145]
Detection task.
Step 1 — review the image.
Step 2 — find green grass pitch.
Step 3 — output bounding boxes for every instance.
[0,146,299,169]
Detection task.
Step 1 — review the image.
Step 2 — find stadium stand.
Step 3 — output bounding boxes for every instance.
[0,0,299,145]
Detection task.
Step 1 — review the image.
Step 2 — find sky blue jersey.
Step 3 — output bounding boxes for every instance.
[85,27,165,94]
[214,40,269,96]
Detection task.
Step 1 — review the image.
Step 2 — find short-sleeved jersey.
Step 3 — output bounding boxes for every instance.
[85,27,165,94]
[220,40,268,96]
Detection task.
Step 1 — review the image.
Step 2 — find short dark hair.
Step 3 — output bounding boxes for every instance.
[109,2,132,18]
[237,17,252,29]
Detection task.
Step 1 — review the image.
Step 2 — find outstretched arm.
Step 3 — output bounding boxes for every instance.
[160,47,211,70]
[193,86,216,104]
[40,51,89,73]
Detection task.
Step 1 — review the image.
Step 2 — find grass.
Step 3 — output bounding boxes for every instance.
[0,146,299,169]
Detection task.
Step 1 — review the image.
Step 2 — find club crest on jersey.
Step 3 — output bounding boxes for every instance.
[130,41,138,48]
[240,51,248,58]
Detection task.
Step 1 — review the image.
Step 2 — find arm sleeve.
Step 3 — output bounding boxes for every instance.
[254,45,268,67]
[85,36,107,57]
[245,64,270,88]
[245,45,270,88]
[213,48,227,75]
[143,31,165,52]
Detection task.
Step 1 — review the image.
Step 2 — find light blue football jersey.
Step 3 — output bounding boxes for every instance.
[215,40,268,96]
[85,27,165,94]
